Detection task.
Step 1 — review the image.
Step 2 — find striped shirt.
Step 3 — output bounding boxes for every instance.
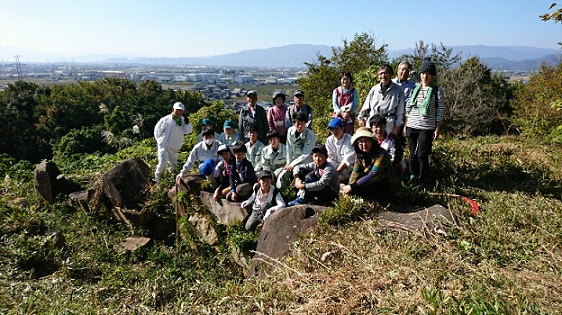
[405,86,446,130]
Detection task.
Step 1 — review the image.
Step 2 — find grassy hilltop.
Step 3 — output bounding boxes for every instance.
[1,134,561,314]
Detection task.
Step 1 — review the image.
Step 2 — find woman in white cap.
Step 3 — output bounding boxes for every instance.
[153,102,193,182]
[341,128,399,202]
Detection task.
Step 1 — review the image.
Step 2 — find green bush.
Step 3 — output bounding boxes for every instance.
[54,125,109,157]
[511,63,562,139]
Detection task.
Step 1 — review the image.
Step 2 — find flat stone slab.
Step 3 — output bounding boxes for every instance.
[376,204,455,237]
[120,237,151,251]
[200,191,249,226]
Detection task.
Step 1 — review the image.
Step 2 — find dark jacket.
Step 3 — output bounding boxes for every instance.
[239,104,267,144]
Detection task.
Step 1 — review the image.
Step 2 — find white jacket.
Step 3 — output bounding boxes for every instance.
[154,114,193,150]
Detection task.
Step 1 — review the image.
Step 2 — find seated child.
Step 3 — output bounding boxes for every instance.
[288,144,340,206]
[213,143,257,202]
[242,170,286,231]
[369,115,406,175]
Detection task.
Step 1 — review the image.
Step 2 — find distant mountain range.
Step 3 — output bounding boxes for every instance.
[1,44,560,71]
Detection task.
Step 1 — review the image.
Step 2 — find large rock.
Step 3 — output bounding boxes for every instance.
[375,204,455,237]
[248,204,329,278]
[200,191,249,226]
[188,212,219,245]
[167,175,206,217]
[34,160,64,204]
[102,158,150,209]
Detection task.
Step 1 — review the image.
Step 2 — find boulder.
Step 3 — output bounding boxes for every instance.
[102,158,150,209]
[167,175,206,217]
[67,190,93,211]
[34,160,63,204]
[200,191,249,226]
[375,204,455,237]
[248,204,329,278]
[188,212,219,245]
[111,207,154,228]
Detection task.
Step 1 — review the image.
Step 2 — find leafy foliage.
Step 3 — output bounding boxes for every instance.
[511,63,562,141]
[188,101,238,136]
[0,78,203,162]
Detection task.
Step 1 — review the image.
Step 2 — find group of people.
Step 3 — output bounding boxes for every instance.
[154,58,446,231]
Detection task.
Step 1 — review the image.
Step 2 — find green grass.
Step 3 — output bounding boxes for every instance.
[1,135,562,314]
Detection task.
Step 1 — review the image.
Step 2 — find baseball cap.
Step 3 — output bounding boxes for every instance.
[293,89,304,97]
[223,120,236,129]
[217,144,231,155]
[200,118,212,125]
[173,102,185,111]
[327,117,344,129]
[246,90,258,97]
[311,144,328,156]
[257,170,273,179]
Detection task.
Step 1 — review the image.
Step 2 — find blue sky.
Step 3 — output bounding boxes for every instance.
[0,0,560,59]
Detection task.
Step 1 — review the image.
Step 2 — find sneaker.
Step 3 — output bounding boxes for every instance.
[288,197,306,207]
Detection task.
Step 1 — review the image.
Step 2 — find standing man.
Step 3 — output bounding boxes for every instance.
[393,61,417,104]
[153,102,193,182]
[392,61,417,167]
[285,89,313,128]
[358,64,405,137]
[239,90,267,144]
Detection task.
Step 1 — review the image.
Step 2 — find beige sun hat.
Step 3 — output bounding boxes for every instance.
[350,127,376,146]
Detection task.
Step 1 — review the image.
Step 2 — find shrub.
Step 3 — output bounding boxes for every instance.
[511,62,562,140]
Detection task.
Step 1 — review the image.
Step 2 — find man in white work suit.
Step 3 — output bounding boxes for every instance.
[153,102,193,182]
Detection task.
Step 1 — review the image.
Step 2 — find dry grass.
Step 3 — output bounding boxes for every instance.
[1,135,562,314]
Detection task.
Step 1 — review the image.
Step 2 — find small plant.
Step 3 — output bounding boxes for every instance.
[225,224,258,252]
[319,194,368,226]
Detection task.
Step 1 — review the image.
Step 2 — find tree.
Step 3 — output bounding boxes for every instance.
[330,32,388,75]
[540,3,562,46]
[396,40,462,81]
[439,57,511,135]
[0,81,49,161]
[541,3,562,23]
[511,63,562,142]
[298,33,388,136]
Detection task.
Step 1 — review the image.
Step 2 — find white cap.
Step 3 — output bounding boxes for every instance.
[173,102,185,111]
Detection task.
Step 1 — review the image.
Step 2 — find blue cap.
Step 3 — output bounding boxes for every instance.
[200,118,212,125]
[327,117,344,129]
[223,120,236,129]
[199,158,216,176]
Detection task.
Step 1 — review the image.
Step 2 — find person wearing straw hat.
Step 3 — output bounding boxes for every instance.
[341,128,399,202]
